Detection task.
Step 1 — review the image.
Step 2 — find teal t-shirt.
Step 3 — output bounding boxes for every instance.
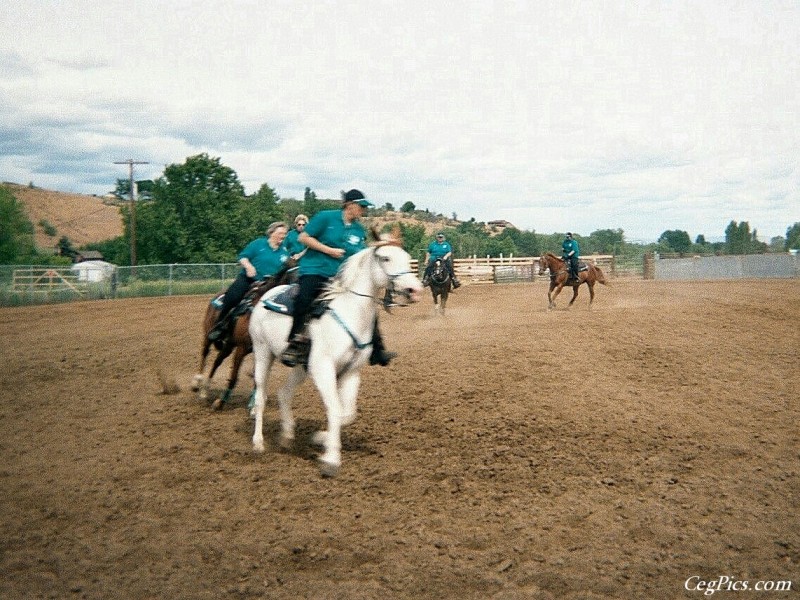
[427,240,453,260]
[562,238,580,259]
[299,209,367,277]
[282,229,305,256]
[238,237,291,278]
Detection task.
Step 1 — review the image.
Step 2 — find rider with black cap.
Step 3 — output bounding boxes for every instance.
[279,189,396,368]
[562,232,580,282]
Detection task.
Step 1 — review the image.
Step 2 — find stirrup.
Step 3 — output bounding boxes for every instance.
[280,336,310,367]
[207,320,228,342]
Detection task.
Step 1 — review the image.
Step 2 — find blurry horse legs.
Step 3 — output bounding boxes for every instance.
[275,366,307,448]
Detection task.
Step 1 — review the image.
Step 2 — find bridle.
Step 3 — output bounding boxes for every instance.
[345,244,414,308]
[431,258,450,285]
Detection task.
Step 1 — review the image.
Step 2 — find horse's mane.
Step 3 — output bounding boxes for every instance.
[544,252,562,260]
[322,247,374,300]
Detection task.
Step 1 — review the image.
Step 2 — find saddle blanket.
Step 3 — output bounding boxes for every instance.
[261,284,298,314]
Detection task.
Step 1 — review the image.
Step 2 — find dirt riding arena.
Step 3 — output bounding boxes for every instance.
[1,280,797,599]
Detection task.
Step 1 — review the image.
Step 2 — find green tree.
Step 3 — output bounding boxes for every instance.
[587,229,625,254]
[57,236,77,259]
[724,221,766,255]
[400,201,416,213]
[0,185,37,263]
[658,230,692,253]
[785,223,800,251]
[134,154,248,264]
[241,184,284,241]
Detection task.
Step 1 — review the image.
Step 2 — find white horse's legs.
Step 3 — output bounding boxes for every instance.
[308,362,344,476]
[275,366,306,448]
[251,351,273,453]
[337,371,361,426]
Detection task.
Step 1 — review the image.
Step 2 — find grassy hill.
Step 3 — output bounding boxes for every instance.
[4,182,123,250]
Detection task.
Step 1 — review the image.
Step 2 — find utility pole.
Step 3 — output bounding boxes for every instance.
[114,159,149,267]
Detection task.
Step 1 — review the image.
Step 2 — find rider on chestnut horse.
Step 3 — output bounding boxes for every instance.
[562,232,580,283]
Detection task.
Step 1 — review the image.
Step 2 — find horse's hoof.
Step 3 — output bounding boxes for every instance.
[278,434,294,450]
[211,398,224,411]
[252,440,265,453]
[318,460,339,478]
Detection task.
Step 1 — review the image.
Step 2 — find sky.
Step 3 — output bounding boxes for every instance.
[1,0,797,243]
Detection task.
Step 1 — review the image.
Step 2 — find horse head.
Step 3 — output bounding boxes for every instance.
[431,258,449,284]
[372,244,422,305]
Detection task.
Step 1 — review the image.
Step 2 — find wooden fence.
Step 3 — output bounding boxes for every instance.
[12,268,86,297]
[410,255,616,284]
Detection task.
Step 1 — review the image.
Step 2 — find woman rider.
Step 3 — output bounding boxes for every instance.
[280,189,395,368]
[208,221,291,343]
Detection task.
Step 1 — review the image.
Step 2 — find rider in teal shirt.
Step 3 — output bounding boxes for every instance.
[561,232,580,281]
[422,232,461,288]
[298,208,368,277]
[280,189,396,368]
[239,235,291,278]
[281,214,309,260]
[208,221,291,343]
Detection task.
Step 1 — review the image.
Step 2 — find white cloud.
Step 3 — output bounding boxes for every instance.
[0,0,797,241]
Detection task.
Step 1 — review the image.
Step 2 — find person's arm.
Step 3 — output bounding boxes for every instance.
[299,231,345,259]
[239,257,257,278]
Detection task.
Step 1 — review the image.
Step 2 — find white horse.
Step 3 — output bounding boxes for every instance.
[248,235,422,477]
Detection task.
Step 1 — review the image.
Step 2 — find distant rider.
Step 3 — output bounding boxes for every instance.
[421,232,460,289]
[561,232,580,282]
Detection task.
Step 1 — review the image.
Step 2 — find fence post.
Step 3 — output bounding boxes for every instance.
[168,264,174,296]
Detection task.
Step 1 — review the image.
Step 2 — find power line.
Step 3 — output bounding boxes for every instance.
[113,159,149,267]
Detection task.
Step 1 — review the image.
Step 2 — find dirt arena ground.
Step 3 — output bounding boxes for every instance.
[1,279,797,599]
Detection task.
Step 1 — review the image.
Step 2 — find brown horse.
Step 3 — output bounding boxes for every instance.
[192,266,295,410]
[429,258,452,315]
[538,252,608,309]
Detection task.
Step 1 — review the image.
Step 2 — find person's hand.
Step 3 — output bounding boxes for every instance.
[327,247,346,259]
[245,265,257,278]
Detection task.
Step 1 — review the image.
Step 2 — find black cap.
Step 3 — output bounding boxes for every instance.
[342,189,373,207]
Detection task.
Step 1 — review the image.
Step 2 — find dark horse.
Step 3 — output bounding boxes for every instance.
[192,266,295,410]
[429,258,452,314]
[538,252,608,309]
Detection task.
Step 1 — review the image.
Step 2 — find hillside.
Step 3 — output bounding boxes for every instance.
[4,182,124,250]
[5,181,512,253]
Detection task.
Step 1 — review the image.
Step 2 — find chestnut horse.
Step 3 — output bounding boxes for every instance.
[538,252,607,309]
[192,266,296,410]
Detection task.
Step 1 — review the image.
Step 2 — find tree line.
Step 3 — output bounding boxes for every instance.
[2,153,798,266]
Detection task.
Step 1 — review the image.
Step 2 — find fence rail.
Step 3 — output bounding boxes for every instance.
[0,254,628,307]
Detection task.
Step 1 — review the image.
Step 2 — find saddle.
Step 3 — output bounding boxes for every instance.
[260,284,328,320]
[208,276,287,349]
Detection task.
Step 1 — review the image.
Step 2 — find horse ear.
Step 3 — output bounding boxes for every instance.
[391,224,402,245]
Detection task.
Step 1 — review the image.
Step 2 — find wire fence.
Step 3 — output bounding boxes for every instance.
[0,255,645,307]
[0,263,239,307]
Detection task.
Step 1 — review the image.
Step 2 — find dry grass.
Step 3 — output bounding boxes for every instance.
[4,182,123,249]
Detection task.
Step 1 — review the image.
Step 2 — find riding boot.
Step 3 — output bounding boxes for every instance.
[452,277,461,289]
[280,334,310,368]
[369,325,396,366]
[207,315,230,343]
